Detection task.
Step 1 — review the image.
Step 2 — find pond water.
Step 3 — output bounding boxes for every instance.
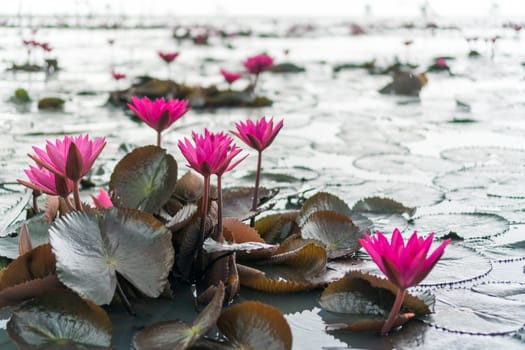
[0,15,524,350]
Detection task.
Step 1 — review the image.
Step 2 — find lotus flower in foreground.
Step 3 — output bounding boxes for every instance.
[19,165,73,197]
[359,229,450,335]
[128,96,190,146]
[232,116,283,152]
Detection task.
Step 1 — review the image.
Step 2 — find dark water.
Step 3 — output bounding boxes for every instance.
[0,16,524,349]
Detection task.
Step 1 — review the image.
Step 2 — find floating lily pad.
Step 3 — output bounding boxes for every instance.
[353,153,459,175]
[131,282,224,350]
[441,147,525,167]
[0,213,51,259]
[7,289,112,349]
[241,166,320,183]
[0,189,31,237]
[425,282,525,334]
[301,211,364,259]
[319,271,431,317]
[172,171,203,203]
[262,240,327,278]
[109,145,178,213]
[297,192,352,227]
[49,208,174,305]
[351,197,416,217]
[217,301,292,350]
[446,187,525,211]
[202,238,276,255]
[237,264,317,293]
[325,313,414,333]
[409,212,509,240]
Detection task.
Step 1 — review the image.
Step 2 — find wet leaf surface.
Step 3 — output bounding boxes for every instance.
[297,192,352,227]
[7,289,112,349]
[254,211,300,244]
[218,301,292,350]
[109,146,178,213]
[49,208,174,304]
[0,213,50,259]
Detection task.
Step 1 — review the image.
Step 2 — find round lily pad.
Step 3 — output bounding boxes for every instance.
[441,147,525,167]
[353,153,459,175]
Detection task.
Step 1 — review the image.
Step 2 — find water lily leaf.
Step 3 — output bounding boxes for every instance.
[223,217,264,243]
[301,211,364,259]
[237,264,318,293]
[18,224,32,255]
[109,145,178,213]
[319,271,431,316]
[297,192,352,227]
[131,282,224,350]
[426,282,525,334]
[173,171,203,203]
[217,301,292,350]
[351,197,416,217]
[7,289,112,349]
[0,213,51,259]
[262,241,327,278]
[49,208,174,305]
[0,189,31,236]
[202,238,276,255]
[255,211,300,243]
[222,187,279,220]
[325,313,414,332]
[166,204,198,231]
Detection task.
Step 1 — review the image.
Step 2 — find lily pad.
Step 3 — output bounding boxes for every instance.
[351,197,416,217]
[217,301,292,350]
[237,264,317,293]
[222,187,279,220]
[131,282,224,350]
[0,213,51,259]
[172,171,203,203]
[254,211,300,244]
[0,189,31,237]
[441,147,525,167]
[425,282,525,334]
[109,145,178,213]
[7,289,112,349]
[319,271,431,317]
[353,153,459,175]
[301,211,364,259]
[49,208,174,305]
[297,192,352,227]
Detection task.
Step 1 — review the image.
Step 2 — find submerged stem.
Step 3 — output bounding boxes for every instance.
[381,288,406,336]
[250,151,263,227]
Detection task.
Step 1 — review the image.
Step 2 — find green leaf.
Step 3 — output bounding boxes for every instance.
[131,282,225,350]
[297,192,352,227]
[217,301,292,350]
[109,145,178,213]
[7,289,112,349]
[49,208,174,305]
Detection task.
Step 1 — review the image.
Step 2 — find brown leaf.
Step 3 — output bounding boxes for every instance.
[255,211,300,243]
[325,313,414,332]
[223,218,264,243]
[173,170,204,203]
[237,263,316,293]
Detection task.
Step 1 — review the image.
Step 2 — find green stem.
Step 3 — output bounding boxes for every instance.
[381,288,406,336]
[73,180,83,211]
[250,151,262,227]
[217,175,224,242]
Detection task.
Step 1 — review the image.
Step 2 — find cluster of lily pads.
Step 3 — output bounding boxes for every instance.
[0,95,451,349]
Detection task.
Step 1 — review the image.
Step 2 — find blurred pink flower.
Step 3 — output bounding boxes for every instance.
[111,70,126,80]
[403,39,413,46]
[220,68,242,85]
[436,58,447,68]
[359,229,450,290]
[231,116,283,152]
[40,42,53,52]
[29,134,106,182]
[178,129,246,177]
[18,165,73,197]
[128,96,190,133]
[243,54,274,75]
[92,188,113,209]
[158,51,179,64]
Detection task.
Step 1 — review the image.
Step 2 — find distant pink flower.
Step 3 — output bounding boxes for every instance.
[220,68,242,84]
[403,39,413,46]
[111,70,126,80]
[178,129,246,177]
[243,54,274,75]
[128,96,190,133]
[436,58,447,68]
[158,51,179,64]
[359,229,450,290]
[18,165,73,197]
[29,134,106,182]
[359,228,450,335]
[40,42,53,52]
[92,188,113,209]
[231,116,283,152]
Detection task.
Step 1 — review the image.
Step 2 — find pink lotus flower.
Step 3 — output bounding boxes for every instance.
[359,228,450,335]
[158,51,179,64]
[243,54,274,75]
[231,116,283,152]
[220,68,242,85]
[29,134,106,182]
[18,165,73,197]
[92,188,113,209]
[40,42,53,52]
[128,96,190,146]
[111,70,126,81]
[436,58,447,68]
[178,129,246,177]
